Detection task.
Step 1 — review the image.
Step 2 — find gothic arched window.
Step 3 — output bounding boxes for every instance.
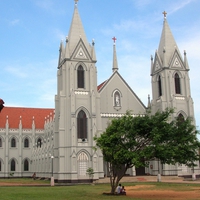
[77,65,84,88]
[78,152,89,176]
[11,159,15,171]
[114,91,121,107]
[11,138,16,148]
[24,138,29,148]
[177,113,185,127]
[158,75,162,97]
[0,138,2,147]
[175,73,181,94]
[77,110,87,139]
[24,159,29,171]
[177,113,184,122]
[37,138,42,148]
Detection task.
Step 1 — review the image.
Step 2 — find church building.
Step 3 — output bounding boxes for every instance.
[0,2,198,182]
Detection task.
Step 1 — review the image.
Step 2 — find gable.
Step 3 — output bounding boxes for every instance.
[151,52,162,75]
[71,39,91,61]
[169,49,185,70]
[99,72,146,114]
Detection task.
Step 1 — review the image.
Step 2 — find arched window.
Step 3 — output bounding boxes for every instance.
[37,138,42,148]
[177,113,184,122]
[175,73,181,94]
[114,91,121,107]
[11,138,16,148]
[0,138,2,147]
[24,159,29,171]
[158,75,162,97]
[177,113,185,127]
[77,110,87,139]
[11,159,15,171]
[24,138,29,148]
[78,152,89,176]
[77,65,84,88]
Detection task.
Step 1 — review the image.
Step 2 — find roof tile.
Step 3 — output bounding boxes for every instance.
[0,107,54,129]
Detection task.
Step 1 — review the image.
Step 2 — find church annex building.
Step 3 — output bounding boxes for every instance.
[0,2,199,183]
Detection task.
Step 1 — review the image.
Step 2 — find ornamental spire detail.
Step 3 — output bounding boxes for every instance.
[162,11,167,18]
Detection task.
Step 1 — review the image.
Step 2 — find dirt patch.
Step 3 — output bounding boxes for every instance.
[126,185,200,200]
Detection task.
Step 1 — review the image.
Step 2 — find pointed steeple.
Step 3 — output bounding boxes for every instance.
[67,1,90,56]
[158,11,181,67]
[112,37,118,73]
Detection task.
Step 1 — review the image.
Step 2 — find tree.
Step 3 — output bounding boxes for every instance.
[94,109,200,194]
[86,167,94,178]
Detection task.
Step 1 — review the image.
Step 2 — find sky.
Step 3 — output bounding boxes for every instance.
[0,0,200,131]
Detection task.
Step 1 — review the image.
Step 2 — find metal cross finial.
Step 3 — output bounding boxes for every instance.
[162,11,167,18]
[112,37,117,44]
[74,0,78,5]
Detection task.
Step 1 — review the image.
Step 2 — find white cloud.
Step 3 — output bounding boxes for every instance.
[179,35,200,60]
[9,19,20,26]
[33,0,66,15]
[5,67,27,78]
[34,0,54,11]
[169,0,196,14]
[132,0,154,8]
[54,29,66,41]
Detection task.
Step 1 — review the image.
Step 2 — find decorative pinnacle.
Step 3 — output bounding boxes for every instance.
[92,39,95,46]
[162,11,167,18]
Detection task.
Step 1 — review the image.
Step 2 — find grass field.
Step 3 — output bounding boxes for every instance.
[0,179,200,200]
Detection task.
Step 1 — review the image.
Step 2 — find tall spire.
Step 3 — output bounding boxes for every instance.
[67,0,90,56]
[158,11,181,67]
[112,37,118,73]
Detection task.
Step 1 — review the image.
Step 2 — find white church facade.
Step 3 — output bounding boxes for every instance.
[0,2,199,182]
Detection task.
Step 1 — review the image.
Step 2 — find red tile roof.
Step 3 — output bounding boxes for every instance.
[97,80,107,91]
[0,107,54,129]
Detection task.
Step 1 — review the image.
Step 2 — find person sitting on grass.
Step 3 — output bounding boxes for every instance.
[121,186,126,195]
[116,183,122,194]
[32,172,36,180]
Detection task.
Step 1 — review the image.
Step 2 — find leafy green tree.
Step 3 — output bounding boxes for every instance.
[86,167,94,179]
[94,109,200,194]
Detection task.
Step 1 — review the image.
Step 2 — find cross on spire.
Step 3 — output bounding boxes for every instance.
[74,0,79,5]
[162,11,167,18]
[112,37,117,44]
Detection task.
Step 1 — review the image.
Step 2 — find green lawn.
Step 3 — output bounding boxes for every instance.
[0,180,200,200]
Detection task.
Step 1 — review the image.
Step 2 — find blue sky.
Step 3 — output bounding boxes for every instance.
[0,0,200,130]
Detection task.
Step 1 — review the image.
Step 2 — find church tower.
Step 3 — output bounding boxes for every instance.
[151,11,195,122]
[54,1,103,182]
